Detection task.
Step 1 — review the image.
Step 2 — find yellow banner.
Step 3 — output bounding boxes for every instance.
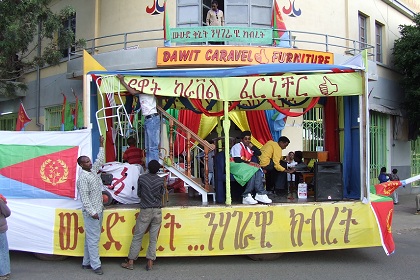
[157,46,334,67]
[54,202,381,257]
[103,72,362,102]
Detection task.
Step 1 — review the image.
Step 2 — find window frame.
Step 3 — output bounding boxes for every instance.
[358,13,368,50]
[0,113,18,131]
[375,21,384,63]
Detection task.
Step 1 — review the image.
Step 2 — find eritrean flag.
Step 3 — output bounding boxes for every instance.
[0,130,92,199]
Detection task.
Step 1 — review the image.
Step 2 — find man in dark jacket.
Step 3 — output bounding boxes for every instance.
[121,160,165,271]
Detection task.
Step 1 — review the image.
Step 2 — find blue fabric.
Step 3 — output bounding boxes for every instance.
[265,110,280,141]
[82,211,103,270]
[0,232,10,277]
[144,114,161,166]
[90,82,100,162]
[343,96,360,199]
[89,63,355,78]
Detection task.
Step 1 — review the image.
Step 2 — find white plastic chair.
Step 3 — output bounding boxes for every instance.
[95,75,133,136]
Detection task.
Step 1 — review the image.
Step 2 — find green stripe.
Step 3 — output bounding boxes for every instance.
[370,193,393,203]
[0,145,75,169]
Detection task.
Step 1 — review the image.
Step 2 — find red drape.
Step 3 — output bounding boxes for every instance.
[105,99,117,162]
[174,110,202,155]
[246,110,273,145]
[324,97,339,162]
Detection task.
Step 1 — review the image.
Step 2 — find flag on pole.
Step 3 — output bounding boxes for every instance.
[163,0,171,46]
[72,95,84,130]
[60,94,73,131]
[16,103,31,131]
[272,0,290,47]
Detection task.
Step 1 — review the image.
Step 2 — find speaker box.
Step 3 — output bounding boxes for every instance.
[314,162,343,201]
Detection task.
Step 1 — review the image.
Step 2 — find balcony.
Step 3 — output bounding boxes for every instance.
[67,26,375,78]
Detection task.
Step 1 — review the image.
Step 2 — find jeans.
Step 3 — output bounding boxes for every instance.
[243,169,267,197]
[128,208,162,261]
[82,211,103,270]
[144,115,161,166]
[0,232,10,277]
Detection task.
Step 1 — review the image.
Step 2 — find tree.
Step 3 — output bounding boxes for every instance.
[392,13,420,140]
[0,0,85,97]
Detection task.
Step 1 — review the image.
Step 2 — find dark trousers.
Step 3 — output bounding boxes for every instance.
[263,160,288,191]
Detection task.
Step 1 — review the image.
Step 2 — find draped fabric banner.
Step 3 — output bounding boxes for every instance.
[0,130,91,199]
[100,162,142,204]
[6,200,384,256]
[174,110,202,156]
[370,194,395,255]
[101,72,363,102]
[228,111,263,148]
[324,97,339,162]
[246,111,273,145]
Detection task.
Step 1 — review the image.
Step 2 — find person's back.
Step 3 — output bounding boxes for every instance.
[138,167,164,209]
[123,137,144,165]
[378,167,389,183]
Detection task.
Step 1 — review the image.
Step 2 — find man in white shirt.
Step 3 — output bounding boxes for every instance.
[117,74,160,167]
[206,1,224,26]
[77,136,105,275]
[206,1,225,45]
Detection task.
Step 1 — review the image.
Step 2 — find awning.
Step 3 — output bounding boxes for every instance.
[369,103,402,116]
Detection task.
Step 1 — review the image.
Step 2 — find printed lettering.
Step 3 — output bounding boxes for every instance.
[59,212,83,250]
[163,213,181,251]
[103,212,125,250]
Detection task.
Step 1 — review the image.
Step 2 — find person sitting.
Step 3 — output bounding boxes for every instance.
[259,136,295,196]
[293,151,309,172]
[123,137,145,166]
[230,131,272,205]
[286,151,297,190]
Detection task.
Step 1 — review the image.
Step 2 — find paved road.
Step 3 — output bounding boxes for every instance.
[8,194,420,280]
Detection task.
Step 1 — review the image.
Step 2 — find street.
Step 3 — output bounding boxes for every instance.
[8,194,420,280]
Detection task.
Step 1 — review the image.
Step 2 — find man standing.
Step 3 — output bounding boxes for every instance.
[230,131,272,205]
[259,136,295,195]
[206,1,224,45]
[206,1,224,26]
[77,136,105,275]
[121,160,165,271]
[117,74,160,167]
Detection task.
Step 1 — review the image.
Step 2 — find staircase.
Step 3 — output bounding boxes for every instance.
[157,107,216,205]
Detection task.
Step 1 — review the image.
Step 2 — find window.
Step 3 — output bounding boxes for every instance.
[303,108,324,151]
[44,104,75,131]
[375,22,383,63]
[60,13,76,58]
[411,138,420,187]
[0,113,17,131]
[358,13,368,50]
[369,112,387,184]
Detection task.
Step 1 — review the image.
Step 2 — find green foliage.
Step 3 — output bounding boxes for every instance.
[0,0,85,96]
[393,13,420,139]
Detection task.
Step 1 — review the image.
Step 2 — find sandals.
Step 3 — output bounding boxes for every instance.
[146,259,153,271]
[121,260,134,270]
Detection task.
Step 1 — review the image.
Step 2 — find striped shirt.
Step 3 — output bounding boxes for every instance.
[138,173,165,209]
[77,148,105,216]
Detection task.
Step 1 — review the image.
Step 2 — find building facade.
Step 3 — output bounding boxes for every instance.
[0,0,419,191]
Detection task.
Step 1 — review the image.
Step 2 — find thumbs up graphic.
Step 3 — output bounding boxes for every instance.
[254,49,269,64]
[318,76,338,96]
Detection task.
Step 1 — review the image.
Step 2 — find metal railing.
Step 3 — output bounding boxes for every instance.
[68,27,375,60]
[158,106,215,192]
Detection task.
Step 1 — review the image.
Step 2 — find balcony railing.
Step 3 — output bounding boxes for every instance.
[68,27,375,60]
